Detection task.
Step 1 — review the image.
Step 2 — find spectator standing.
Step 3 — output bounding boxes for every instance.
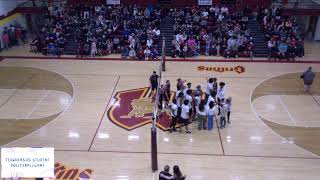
[300,67,316,92]
[2,32,10,50]
[91,42,97,57]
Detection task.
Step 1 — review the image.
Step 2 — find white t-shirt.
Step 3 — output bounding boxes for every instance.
[181,104,190,119]
[217,87,225,100]
[220,104,228,117]
[153,29,160,36]
[206,82,213,95]
[206,95,215,106]
[171,103,178,117]
[206,105,217,116]
[144,49,150,55]
[226,102,231,112]
[176,90,184,99]
[197,107,206,116]
[194,96,201,108]
[183,87,191,96]
[177,97,184,107]
[185,94,192,108]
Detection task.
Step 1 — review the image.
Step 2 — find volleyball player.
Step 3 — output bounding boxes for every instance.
[164,80,171,108]
[180,99,191,133]
[169,99,178,132]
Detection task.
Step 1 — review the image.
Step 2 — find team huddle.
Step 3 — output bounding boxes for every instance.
[149,71,232,133]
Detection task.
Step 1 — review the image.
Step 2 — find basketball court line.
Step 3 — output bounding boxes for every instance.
[216,118,226,155]
[296,79,320,107]
[250,72,320,158]
[278,95,297,126]
[0,69,76,149]
[53,149,320,160]
[88,75,121,151]
[312,96,320,106]
[0,75,34,110]
[24,90,50,119]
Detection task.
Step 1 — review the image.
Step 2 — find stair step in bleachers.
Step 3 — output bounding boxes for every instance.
[247,20,269,57]
[157,18,174,56]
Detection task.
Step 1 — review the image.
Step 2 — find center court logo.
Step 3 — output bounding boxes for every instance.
[107,87,174,131]
[197,65,246,74]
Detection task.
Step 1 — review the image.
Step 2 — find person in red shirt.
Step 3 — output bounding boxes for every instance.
[2,32,10,50]
[15,27,22,45]
[246,41,254,60]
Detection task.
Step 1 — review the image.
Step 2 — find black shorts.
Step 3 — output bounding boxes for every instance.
[189,108,193,116]
[151,84,158,91]
[217,98,224,103]
[180,118,189,125]
[171,116,177,125]
[177,107,182,117]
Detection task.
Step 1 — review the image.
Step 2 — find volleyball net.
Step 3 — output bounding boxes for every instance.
[151,37,166,171]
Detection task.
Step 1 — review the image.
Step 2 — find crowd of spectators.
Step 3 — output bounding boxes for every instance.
[1,24,27,51]
[31,3,162,59]
[29,3,305,60]
[170,5,254,58]
[30,4,68,56]
[259,6,305,60]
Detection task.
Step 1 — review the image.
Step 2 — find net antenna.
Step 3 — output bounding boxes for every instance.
[151,37,166,171]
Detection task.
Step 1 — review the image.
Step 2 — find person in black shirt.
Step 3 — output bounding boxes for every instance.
[159,165,172,180]
[149,71,159,95]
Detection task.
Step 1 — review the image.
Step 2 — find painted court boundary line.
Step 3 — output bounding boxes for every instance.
[54,149,320,160]
[278,95,297,126]
[0,75,34,110]
[88,76,121,151]
[3,56,320,64]
[216,118,225,156]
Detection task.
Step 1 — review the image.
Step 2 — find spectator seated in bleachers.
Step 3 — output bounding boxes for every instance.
[31,3,163,58]
[260,6,304,61]
[170,5,254,58]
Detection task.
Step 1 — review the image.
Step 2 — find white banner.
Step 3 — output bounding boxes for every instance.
[198,0,212,5]
[1,148,54,178]
[106,0,120,5]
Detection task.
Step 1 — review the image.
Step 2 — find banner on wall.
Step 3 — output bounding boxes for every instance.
[1,147,54,178]
[106,0,121,5]
[198,0,212,5]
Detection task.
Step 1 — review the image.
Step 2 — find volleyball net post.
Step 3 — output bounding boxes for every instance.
[151,37,166,171]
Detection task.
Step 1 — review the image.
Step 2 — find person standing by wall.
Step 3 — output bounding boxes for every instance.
[300,67,316,92]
